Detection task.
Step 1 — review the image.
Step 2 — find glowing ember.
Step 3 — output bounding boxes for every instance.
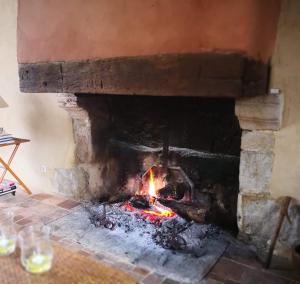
[123,203,135,212]
[143,206,176,218]
[123,202,176,222]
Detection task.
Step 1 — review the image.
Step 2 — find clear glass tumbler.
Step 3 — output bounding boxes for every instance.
[18,224,53,274]
[0,208,17,256]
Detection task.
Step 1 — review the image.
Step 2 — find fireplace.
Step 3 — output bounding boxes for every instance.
[59,94,242,233]
[54,94,246,281]
[19,46,300,268]
[53,84,293,260]
[20,53,300,279]
[49,87,292,283]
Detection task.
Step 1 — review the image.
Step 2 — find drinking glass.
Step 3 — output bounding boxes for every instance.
[0,208,17,256]
[18,224,53,274]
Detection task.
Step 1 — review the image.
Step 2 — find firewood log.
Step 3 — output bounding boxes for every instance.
[129,195,150,209]
[157,183,186,200]
[158,198,210,223]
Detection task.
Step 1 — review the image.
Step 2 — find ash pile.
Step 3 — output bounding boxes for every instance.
[85,202,226,257]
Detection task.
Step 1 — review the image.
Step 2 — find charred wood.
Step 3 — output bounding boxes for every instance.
[158,199,209,223]
[129,195,150,209]
[157,183,186,200]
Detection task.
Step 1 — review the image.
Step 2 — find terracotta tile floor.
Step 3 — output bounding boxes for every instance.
[0,190,299,284]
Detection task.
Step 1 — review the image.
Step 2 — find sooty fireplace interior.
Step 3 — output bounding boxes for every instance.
[62,94,241,233]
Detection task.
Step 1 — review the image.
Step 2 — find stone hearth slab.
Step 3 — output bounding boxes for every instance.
[49,206,228,283]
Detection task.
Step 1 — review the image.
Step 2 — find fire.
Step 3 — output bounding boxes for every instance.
[145,168,176,219]
[123,167,176,223]
[148,168,156,197]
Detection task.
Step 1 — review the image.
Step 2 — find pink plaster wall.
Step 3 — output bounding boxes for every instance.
[17,0,281,64]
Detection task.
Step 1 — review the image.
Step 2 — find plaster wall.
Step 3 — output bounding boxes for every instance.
[17,0,280,63]
[270,0,300,201]
[0,0,75,193]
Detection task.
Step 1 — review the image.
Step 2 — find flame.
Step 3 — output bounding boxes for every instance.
[144,168,176,218]
[148,168,156,197]
[122,167,176,223]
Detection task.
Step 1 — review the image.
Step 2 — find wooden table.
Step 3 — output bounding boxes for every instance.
[0,245,137,284]
[0,138,31,195]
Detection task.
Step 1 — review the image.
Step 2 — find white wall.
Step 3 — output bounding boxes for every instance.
[0,0,75,193]
[270,0,300,202]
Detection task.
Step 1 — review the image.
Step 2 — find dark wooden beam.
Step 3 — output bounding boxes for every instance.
[19,62,62,93]
[18,53,268,97]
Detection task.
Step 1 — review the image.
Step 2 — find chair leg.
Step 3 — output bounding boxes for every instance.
[0,156,32,195]
[0,144,19,184]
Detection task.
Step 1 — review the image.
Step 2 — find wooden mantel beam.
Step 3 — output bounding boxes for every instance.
[18,53,268,97]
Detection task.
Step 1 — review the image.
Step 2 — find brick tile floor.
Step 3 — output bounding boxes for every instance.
[210,258,246,282]
[0,190,299,284]
[56,199,81,210]
[43,195,70,206]
[31,193,54,201]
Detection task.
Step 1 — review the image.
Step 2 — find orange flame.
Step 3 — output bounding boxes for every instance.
[145,168,176,218]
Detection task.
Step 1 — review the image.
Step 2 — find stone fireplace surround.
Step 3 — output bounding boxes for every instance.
[54,90,300,259]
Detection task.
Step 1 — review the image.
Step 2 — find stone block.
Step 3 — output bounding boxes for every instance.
[73,118,93,163]
[235,93,283,130]
[53,159,122,201]
[142,272,165,284]
[239,150,274,193]
[241,131,275,152]
[237,194,279,240]
[237,194,300,259]
[58,93,89,120]
[79,160,121,200]
[53,167,89,199]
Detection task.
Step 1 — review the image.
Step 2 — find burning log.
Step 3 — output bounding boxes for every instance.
[129,195,150,209]
[158,199,209,223]
[157,183,186,200]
